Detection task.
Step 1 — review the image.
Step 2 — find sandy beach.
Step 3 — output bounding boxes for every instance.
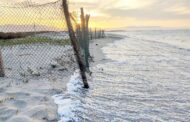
[0,44,78,121]
[0,35,121,122]
[0,76,67,122]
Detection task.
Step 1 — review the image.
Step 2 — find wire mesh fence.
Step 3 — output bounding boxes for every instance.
[0,0,79,81]
[0,0,105,85]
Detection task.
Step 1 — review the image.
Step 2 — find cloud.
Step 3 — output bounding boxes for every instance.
[0,0,190,28]
[69,0,190,20]
[101,0,190,20]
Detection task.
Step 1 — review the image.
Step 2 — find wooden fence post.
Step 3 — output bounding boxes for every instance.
[80,8,86,50]
[101,29,103,38]
[76,24,82,47]
[99,29,101,38]
[80,8,90,70]
[62,0,89,88]
[95,28,97,39]
[85,14,90,64]
[0,49,5,77]
[102,30,105,38]
[101,30,103,38]
[91,28,93,40]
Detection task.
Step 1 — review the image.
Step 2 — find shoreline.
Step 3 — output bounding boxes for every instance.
[51,35,124,122]
[90,34,124,66]
[0,34,123,122]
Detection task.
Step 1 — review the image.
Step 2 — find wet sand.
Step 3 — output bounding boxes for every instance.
[89,36,123,65]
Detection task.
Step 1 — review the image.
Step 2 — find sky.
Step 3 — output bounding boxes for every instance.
[0,0,190,29]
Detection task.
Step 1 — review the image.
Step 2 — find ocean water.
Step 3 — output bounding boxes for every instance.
[110,29,190,49]
[53,30,190,122]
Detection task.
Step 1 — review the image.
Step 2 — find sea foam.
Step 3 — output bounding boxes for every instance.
[52,70,84,122]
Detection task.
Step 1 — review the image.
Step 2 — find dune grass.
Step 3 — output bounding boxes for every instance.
[0,37,71,46]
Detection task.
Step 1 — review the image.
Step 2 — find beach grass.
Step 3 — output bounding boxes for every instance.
[0,37,71,46]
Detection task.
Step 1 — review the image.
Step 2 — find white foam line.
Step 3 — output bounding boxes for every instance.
[52,70,83,122]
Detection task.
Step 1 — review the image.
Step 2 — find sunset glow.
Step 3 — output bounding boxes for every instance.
[0,0,190,29]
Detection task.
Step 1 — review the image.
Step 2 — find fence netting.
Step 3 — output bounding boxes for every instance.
[0,0,79,80]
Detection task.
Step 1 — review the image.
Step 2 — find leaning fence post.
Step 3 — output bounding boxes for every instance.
[62,0,89,88]
[0,49,5,77]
